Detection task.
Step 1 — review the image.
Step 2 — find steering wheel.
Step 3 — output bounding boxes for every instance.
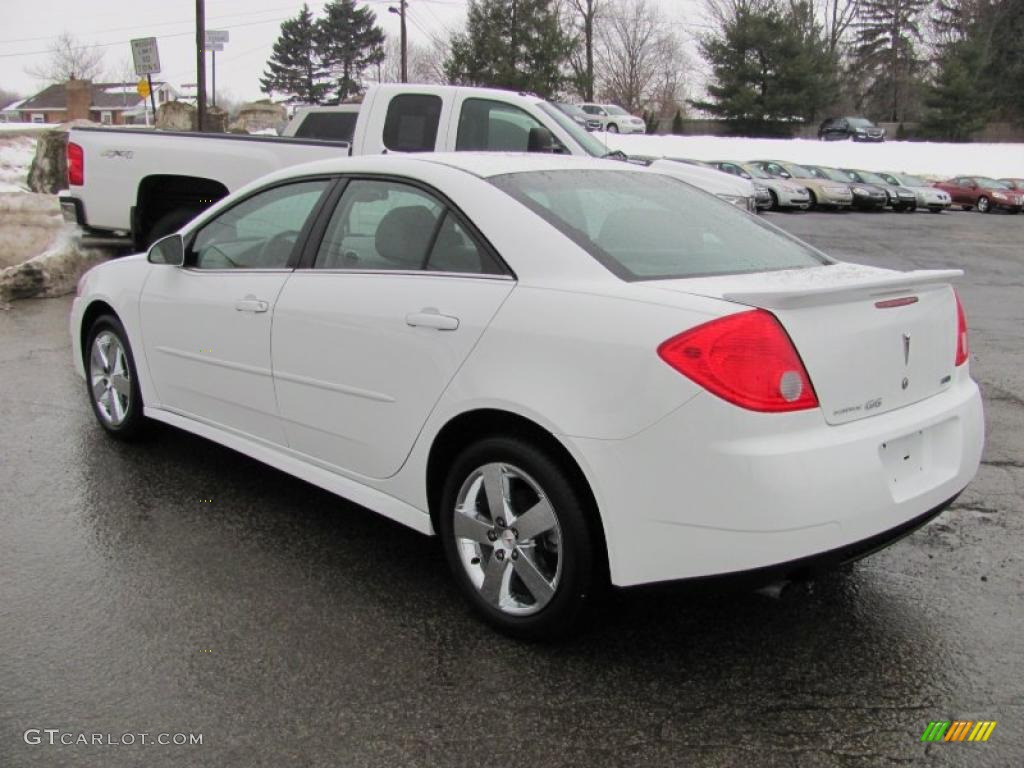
[257,230,300,267]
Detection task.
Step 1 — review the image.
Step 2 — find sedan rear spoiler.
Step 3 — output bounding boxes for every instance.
[722,269,963,309]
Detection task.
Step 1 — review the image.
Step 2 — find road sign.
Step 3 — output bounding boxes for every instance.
[130,37,161,76]
[204,43,225,52]
[137,78,150,98]
[205,30,230,45]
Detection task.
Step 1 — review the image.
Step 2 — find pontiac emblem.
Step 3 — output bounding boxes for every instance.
[902,333,911,365]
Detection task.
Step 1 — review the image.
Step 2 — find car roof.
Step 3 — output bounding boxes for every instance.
[258,152,651,185]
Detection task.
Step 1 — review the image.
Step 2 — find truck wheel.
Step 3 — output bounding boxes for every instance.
[146,208,197,248]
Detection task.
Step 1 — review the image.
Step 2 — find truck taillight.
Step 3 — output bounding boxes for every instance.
[67,141,84,186]
[658,309,819,412]
[954,290,969,366]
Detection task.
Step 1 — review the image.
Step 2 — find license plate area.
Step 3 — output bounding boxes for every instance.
[880,430,925,487]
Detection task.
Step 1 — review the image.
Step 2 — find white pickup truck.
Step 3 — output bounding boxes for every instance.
[61,84,755,249]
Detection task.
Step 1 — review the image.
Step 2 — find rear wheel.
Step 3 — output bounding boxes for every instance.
[438,436,600,640]
[85,315,146,439]
[977,196,991,213]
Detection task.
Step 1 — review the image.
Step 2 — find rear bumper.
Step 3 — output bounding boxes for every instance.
[570,372,984,587]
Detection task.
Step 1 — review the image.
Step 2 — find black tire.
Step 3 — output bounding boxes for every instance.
[768,189,779,211]
[977,196,991,213]
[806,190,818,210]
[438,435,601,640]
[606,123,619,133]
[930,207,943,213]
[146,208,197,248]
[84,315,147,440]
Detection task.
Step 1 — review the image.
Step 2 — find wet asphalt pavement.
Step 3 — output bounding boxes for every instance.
[1,209,1022,767]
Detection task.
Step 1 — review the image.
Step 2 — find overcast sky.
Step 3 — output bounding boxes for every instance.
[1,0,707,102]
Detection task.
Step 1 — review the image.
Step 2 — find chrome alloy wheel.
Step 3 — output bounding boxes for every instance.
[89,331,131,425]
[452,463,562,616]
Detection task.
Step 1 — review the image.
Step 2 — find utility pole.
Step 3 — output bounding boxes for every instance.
[196,0,207,131]
[388,0,408,83]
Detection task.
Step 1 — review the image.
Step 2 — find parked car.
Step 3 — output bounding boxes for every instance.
[712,161,811,211]
[841,168,918,211]
[878,172,952,213]
[552,102,601,132]
[650,158,759,212]
[805,165,888,210]
[998,178,1024,193]
[748,160,853,209]
[818,117,886,142]
[663,158,771,211]
[71,152,983,639]
[579,103,647,133]
[932,176,1024,213]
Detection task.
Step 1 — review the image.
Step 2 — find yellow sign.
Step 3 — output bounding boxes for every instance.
[137,78,150,99]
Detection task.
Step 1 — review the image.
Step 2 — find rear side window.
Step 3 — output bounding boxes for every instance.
[490,169,828,281]
[382,94,442,152]
[293,112,357,143]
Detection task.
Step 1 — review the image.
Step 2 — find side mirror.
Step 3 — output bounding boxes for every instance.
[527,126,555,153]
[148,234,185,266]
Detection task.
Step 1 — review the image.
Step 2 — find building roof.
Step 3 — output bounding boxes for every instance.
[2,98,27,112]
[18,81,168,112]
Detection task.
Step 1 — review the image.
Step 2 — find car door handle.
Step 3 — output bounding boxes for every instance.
[235,297,269,313]
[406,309,459,331]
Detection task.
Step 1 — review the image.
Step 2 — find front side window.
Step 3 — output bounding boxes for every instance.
[191,180,329,269]
[457,98,547,152]
[490,169,829,281]
[383,94,442,152]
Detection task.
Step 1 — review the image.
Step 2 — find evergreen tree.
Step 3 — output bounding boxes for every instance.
[317,0,386,103]
[850,0,929,121]
[690,0,837,136]
[261,4,330,104]
[922,35,991,139]
[444,0,573,98]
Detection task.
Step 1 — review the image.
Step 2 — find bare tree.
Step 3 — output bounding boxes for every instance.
[380,36,447,84]
[26,32,106,84]
[819,0,860,52]
[567,0,602,100]
[595,0,686,117]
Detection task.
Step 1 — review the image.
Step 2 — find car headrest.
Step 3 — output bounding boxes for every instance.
[374,205,436,267]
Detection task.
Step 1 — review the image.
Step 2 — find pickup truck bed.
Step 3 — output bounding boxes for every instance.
[63,127,350,249]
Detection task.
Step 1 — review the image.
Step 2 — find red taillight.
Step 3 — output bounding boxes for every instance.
[658,309,818,412]
[67,141,84,186]
[954,290,969,366]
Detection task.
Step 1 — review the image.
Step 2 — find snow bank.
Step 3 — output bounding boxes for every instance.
[0,135,37,193]
[0,227,109,306]
[0,134,113,304]
[599,133,1024,179]
[0,122,50,135]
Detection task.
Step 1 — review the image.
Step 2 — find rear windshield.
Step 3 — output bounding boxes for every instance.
[293,112,357,143]
[489,169,829,281]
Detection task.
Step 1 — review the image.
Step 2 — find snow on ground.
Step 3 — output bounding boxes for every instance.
[0,135,37,193]
[599,133,1024,179]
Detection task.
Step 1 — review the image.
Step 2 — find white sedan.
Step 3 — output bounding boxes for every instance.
[71,153,984,639]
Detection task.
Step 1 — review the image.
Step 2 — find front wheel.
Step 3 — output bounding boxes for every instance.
[606,123,619,133]
[977,196,991,213]
[438,436,600,640]
[85,315,146,439]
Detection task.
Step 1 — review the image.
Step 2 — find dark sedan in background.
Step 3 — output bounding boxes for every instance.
[841,168,918,211]
[818,117,886,142]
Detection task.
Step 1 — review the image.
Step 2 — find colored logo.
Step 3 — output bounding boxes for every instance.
[921,721,997,742]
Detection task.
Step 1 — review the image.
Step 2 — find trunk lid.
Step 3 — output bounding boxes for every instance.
[649,263,962,424]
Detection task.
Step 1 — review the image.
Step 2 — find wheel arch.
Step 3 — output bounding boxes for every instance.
[425,408,609,579]
[134,174,229,248]
[79,299,119,368]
